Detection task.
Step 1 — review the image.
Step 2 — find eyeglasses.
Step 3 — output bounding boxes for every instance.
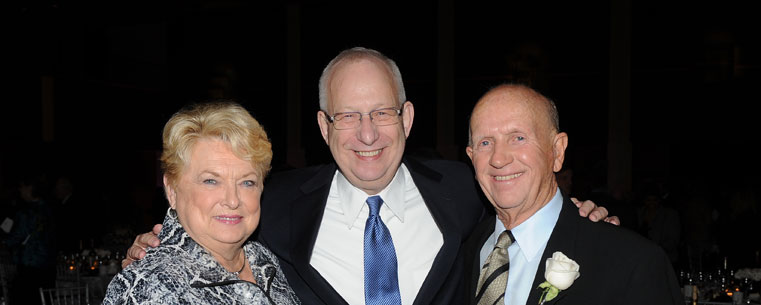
[322,107,402,130]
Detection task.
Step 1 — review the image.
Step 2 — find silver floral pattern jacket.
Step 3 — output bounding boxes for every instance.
[103,209,301,305]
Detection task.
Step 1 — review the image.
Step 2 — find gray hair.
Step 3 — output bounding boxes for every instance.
[318,47,406,111]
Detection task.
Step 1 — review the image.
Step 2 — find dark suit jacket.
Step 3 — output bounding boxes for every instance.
[464,195,683,305]
[258,157,488,305]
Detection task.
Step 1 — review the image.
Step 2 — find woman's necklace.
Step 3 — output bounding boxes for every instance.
[230,252,246,276]
[232,261,245,276]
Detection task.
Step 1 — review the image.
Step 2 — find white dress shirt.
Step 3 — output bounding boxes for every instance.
[310,164,443,305]
[478,188,563,305]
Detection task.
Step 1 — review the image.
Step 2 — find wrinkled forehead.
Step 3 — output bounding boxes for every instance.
[470,89,553,134]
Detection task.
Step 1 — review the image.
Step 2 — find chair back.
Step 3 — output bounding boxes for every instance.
[39,284,90,305]
[0,245,17,304]
[0,263,16,305]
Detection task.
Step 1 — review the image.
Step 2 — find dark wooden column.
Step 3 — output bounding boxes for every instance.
[42,75,55,143]
[286,3,305,168]
[436,0,457,160]
[608,0,632,198]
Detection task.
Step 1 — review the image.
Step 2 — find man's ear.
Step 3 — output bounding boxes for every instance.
[401,101,414,138]
[552,132,569,173]
[163,175,177,209]
[317,110,330,145]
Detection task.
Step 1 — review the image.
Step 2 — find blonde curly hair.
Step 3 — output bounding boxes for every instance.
[160,101,272,188]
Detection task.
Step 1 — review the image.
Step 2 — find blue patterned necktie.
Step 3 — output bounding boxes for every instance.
[364,195,402,305]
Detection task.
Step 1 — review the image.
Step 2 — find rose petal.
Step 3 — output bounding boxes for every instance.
[545,270,580,290]
[550,260,576,271]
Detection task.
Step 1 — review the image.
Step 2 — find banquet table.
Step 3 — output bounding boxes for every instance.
[683,297,761,305]
[56,270,115,304]
[81,274,114,304]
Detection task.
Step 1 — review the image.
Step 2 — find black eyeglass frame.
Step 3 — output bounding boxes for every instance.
[321,107,403,130]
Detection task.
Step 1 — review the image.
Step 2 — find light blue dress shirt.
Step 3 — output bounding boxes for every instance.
[478,188,563,305]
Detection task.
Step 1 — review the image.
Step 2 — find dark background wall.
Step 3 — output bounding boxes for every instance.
[2,0,759,271]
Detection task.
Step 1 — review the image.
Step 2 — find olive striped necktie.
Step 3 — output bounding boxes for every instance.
[475,230,514,305]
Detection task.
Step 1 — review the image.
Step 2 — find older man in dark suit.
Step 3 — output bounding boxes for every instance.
[256,47,489,305]
[463,84,682,305]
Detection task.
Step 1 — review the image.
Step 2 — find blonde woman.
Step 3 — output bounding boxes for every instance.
[104,101,300,304]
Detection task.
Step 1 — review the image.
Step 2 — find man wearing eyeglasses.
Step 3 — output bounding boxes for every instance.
[259,47,487,305]
[123,47,614,305]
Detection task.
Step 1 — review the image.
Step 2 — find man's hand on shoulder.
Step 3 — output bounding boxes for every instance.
[572,198,621,226]
[121,224,162,269]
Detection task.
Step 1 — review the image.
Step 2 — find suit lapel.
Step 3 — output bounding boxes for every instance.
[403,158,462,305]
[526,195,580,305]
[288,163,349,305]
[285,159,472,305]
[463,215,497,305]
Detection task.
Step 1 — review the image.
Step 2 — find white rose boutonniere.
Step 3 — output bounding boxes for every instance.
[537,251,580,304]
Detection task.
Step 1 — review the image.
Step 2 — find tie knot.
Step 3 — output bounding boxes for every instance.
[366,195,383,216]
[496,230,514,249]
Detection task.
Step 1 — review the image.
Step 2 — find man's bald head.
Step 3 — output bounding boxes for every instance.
[468,84,559,146]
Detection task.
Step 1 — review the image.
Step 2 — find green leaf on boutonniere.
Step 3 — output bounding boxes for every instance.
[538,281,560,304]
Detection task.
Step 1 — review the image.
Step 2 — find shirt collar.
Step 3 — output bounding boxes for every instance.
[492,188,563,261]
[335,164,408,229]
